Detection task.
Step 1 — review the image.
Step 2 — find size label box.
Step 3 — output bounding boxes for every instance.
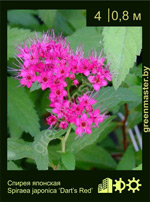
[87,4,143,26]
[94,10,141,23]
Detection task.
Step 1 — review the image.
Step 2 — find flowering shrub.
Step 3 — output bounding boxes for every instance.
[7,10,142,171]
[14,31,111,136]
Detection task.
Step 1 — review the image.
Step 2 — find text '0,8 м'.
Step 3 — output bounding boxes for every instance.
[94,10,142,23]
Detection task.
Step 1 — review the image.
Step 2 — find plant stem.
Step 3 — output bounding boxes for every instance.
[67,85,71,100]
[51,164,58,170]
[122,103,129,151]
[62,124,72,153]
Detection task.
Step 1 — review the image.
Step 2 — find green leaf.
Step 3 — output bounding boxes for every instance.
[75,144,117,170]
[61,151,75,170]
[67,116,115,154]
[30,81,41,92]
[57,161,68,170]
[8,27,33,60]
[38,10,57,28]
[99,134,116,151]
[8,10,39,27]
[103,27,142,89]
[124,74,141,86]
[26,89,43,116]
[8,77,40,137]
[11,10,38,15]
[96,122,118,143]
[129,86,142,98]
[53,12,74,36]
[33,129,66,170]
[130,64,142,77]
[8,119,23,138]
[128,101,142,113]
[59,10,86,30]
[94,86,140,111]
[117,145,135,170]
[135,150,142,165]
[7,161,23,170]
[46,108,53,113]
[128,111,142,129]
[67,27,103,56]
[48,144,61,165]
[7,138,34,160]
[40,90,50,115]
[133,164,142,170]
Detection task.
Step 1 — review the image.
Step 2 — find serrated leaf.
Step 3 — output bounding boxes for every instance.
[130,64,142,77]
[8,27,32,60]
[33,129,66,170]
[53,12,74,36]
[67,116,115,154]
[96,122,118,143]
[59,10,86,30]
[11,10,38,15]
[8,10,39,27]
[40,90,50,115]
[75,144,117,170]
[8,77,40,137]
[67,27,103,56]
[103,27,142,89]
[7,138,34,160]
[38,10,57,28]
[61,151,75,170]
[30,81,41,92]
[124,74,141,86]
[8,119,23,138]
[129,86,142,98]
[94,86,140,111]
[7,27,42,60]
[7,161,23,170]
[128,101,142,112]
[117,145,135,170]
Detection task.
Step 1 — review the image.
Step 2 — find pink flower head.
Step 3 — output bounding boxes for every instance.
[37,71,52,90]
[71,103,84,116]
[20,70,36,88]
[88,75,107,91]
[17,45,30,58]
[52,100,70,119]
[54,64,70,79]
[102,68,112,81]
[78,94,97,107]
[69,56,80,73]
[51,75,67,88]
[89,109,105,127]
[46,115,57,128]
[60,121,68,129]
[49,87,67,102]
[75,114,93,136]
[69,74,75,80]
[80,58,91,76]
[99,57,105,65]
[73,79,79,86]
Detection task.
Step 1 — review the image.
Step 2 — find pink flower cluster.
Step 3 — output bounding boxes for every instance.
[47,94,106,136]
[14,31,111,136]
